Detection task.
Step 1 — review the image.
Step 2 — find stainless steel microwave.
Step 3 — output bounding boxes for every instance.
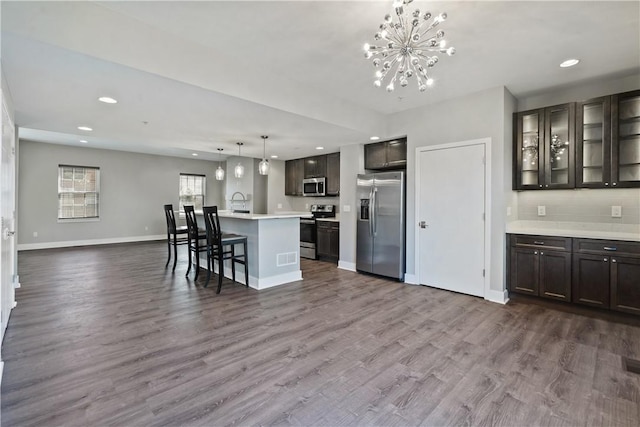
[302,177,326,197]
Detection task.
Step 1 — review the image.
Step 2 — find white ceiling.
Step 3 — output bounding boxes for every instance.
[2,1,639,161]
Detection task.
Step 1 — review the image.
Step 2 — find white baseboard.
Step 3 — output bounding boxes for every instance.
[337,260,356,272]
[485,289,509,305]
[404,273,418,284]
[252,270,303,290]
[17,235,166,251]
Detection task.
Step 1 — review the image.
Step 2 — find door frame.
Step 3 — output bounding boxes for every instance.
[414,137,492,299]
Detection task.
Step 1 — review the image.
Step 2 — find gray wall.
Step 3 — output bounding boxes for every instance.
[265,159,292,213]
[18,140,224,246]
[338,143,364,269]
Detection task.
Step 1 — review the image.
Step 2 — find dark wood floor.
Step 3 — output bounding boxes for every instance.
[2,241,640,426]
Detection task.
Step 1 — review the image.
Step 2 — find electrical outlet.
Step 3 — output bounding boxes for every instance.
[305,203,309,209]
[33,231,38,238]
[277,203,283,209]
[537,206,546,216]
[145,226,148,231]
[611,205,622,218]
[343,205,351,212]
[506,207,512,217]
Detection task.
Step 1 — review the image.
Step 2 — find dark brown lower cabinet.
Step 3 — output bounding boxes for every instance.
[572,253,610,308]
[316,221,339,262]
[572,238,640,314]
[610,256,640,315]
[508,234,571,302]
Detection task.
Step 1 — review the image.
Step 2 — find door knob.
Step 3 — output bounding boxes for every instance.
[418,221,428,229]
[2,228,15,240]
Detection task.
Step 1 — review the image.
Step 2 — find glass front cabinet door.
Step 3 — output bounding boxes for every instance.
[544,103,575,189]
[612,90,640,187]
[515,109,544,189]
[577,96,611,188]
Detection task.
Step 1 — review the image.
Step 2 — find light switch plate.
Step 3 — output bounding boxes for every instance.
[612,205,622,218]
[537,206,546,216]
[343,205,351,212]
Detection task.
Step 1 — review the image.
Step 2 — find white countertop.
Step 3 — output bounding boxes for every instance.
[506,221,640,242]
[216,211,312,221]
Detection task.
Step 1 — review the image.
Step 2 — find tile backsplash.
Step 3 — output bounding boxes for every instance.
[285,196,340,213]
[517,188,640,224]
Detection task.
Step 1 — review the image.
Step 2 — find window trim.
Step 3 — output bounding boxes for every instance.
[57,164,100,221]
[178,173,206,213]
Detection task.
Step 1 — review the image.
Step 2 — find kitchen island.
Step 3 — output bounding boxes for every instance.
[196,211,311,290]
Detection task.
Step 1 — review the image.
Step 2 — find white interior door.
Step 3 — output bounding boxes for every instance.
[1,100,16,341]
[418,142,486,297]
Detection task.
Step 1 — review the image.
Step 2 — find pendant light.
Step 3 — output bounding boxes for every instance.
[234,142,245,178]
[258,135,270,175]
[215,148,225,181]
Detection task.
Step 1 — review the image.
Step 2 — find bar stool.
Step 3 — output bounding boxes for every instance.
[164,204,188,271]
[184,205,208,280]
[202,206,249,294]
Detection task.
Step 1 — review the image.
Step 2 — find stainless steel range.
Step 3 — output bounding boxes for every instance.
[300,204,335,260]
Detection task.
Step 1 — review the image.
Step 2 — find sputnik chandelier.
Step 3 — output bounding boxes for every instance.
[363,0,456,93]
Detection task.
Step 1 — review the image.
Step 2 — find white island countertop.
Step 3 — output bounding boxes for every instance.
[214,211,312,220]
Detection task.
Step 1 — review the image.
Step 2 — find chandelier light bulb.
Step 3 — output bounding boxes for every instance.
[364,2,455,93]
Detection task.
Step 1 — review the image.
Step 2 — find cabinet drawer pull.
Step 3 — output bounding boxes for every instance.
[534,251,538,255]
[540,252,544,255]
[534,241,545,245]
[603,246,617,251]
[612,259,617,263]
[603,258,608,262]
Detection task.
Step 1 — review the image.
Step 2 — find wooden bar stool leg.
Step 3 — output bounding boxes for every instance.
[185,237,192,277]
[231,245,236,283]
[216,250,224,294]
[172,233,179,272]
[243,240,249,287]
[165,232,172,267]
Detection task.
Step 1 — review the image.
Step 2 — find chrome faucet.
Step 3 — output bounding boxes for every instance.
[230,191,247,209]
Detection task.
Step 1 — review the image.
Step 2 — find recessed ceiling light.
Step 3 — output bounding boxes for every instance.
[316,146,324,150]
[270,155,278,159]
[77,126,93,131]
[98,96,118,104]
[370,136,380,141]
[192,153,198,156]
[79,140,88,143]
[560,59,580,68]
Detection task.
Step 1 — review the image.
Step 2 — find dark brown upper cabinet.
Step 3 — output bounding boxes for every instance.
[325,152,340,196]
[364,138,407,170]
[612,89,640,187]
[304,155,326,179]
[514,103,575,190]
[285,158,304,196]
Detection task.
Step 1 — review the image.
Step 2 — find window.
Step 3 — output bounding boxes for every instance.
[58,165,100,219]
[179,173,206,212]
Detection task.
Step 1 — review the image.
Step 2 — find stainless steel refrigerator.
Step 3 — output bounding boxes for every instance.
[356,171,405,280]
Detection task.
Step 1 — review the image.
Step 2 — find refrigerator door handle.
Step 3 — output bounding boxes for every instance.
[368,188,374,236]
[372,187,377,236]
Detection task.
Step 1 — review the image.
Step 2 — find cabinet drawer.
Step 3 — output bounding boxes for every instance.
[573,238,640,257]
[510,234,571,251]
[330,222,339,230]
